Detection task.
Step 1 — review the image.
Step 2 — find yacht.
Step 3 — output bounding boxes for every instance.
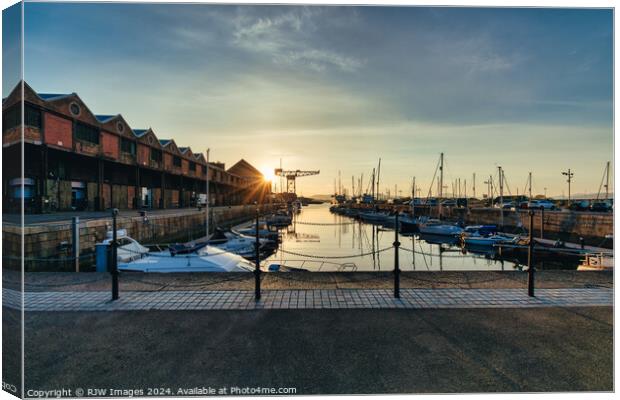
[119,245,255,273]
[418,219,464,236]
[359,210,389,224]
[100,229,149,263]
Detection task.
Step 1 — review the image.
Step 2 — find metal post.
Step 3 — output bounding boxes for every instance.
[393,213,401,298]
[527,210,535,297]
[72,217,80,272]
[254,207,261,301]
[540,207,544,239]
[111,209,119,301]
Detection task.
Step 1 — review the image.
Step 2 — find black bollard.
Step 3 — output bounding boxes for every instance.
[393,213,401,298]
[540,207,544,239]
[254,207,261,301]
[111,208,119,301]
[527,210,535,297]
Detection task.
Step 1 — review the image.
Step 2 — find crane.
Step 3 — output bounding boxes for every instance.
[274,168,320,194]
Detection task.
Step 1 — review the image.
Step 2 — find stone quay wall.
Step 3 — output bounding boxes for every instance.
[3,205,275,272]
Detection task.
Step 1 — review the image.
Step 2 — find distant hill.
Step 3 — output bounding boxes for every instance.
[551,193,614,200]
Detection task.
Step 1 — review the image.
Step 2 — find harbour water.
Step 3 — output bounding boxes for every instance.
[264,203,581,272]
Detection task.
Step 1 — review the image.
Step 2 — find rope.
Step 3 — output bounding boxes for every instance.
[399,246,484,259]
[4,253,95,262]
[277,246,393,259]
[294,221,358,226]
[121,273,253,289]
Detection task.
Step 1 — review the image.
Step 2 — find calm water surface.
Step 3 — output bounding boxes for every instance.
[265,203,532,272]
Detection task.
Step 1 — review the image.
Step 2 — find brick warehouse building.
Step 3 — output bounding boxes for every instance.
[2,82,271,213]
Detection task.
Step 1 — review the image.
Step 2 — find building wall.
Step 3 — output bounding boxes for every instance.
[102,132,119,159]
[127,186,135,209]
[44,113,72,149]
[137,144,150,166]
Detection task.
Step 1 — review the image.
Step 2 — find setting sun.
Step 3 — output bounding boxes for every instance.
[260,167,276,182]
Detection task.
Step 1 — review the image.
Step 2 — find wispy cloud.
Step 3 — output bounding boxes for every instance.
[231,8,364,72]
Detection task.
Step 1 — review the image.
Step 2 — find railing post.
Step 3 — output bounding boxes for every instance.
[111,208,119,301]
[540,207,544,239]
[254,206,261,301]
[527,210,535,297]
[72,216,80,272]
[393,213,400,298]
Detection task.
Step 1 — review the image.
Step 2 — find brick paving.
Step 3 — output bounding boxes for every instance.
[3,287,612,311]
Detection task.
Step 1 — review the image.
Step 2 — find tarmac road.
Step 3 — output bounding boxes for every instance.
[8,306,613,395]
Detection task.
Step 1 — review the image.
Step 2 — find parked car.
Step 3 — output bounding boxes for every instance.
[569,200,590,211]
[528,200,557,210]
[589,201,612,212]
[494,201,516,210]
[440,199,457,207]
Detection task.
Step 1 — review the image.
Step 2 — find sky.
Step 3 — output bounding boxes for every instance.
[7,3,614,197]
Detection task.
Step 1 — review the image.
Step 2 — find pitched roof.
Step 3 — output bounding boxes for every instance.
[159,139,172,146]
[227,159,263,178]
[37,93,71,101]
[95,115,116,122]
[133,129,149,137]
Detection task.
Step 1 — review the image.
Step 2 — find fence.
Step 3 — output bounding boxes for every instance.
[100,212,541,302]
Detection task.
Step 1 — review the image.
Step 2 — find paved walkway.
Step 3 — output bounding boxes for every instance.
[3,287,613,311]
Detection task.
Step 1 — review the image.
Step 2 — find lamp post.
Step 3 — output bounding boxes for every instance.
[562,169,574,206]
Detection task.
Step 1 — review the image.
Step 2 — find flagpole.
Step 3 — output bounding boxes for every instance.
[206,148,210,243]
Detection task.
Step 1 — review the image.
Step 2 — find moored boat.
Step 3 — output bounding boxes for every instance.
[119,245,255,273]
[418,220,463,236]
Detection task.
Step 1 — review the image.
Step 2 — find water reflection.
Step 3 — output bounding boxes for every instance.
[265,203,574,272]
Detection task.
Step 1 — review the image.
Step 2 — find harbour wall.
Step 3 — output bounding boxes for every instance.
[361,204,613,247]
[3,205,275,272]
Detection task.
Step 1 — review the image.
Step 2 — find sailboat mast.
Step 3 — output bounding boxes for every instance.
[371,168,376,200]
[376,158,381,201]
[438,153,444,218]
[528,172,532,201]
[439,153,444,199]
[473,173,476,199]
[412,176,416,219]
[605,161,610,200]
[498,166,504,228]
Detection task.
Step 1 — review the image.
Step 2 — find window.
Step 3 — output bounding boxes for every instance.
[201,165,207,174]
[25,105,42,128]
[69,102,81,116]
[121,138,136,155]
[116,121,125,133]
[3,105,42,131]
[75,122,99,144]
[150,148,162,162]
[189,161,196,171]
[173,156,182,167]
[2,106,20,131]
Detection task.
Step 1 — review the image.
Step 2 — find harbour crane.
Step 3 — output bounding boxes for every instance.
[274,168,320,194]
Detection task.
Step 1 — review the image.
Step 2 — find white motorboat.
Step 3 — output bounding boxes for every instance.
[418,220,464,236]
[464,234,517,247]
[101,229,149,263]
[209,229,270,258]
[118,245,255,273]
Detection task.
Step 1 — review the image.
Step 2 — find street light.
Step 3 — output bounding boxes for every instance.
[561,169,574,206]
